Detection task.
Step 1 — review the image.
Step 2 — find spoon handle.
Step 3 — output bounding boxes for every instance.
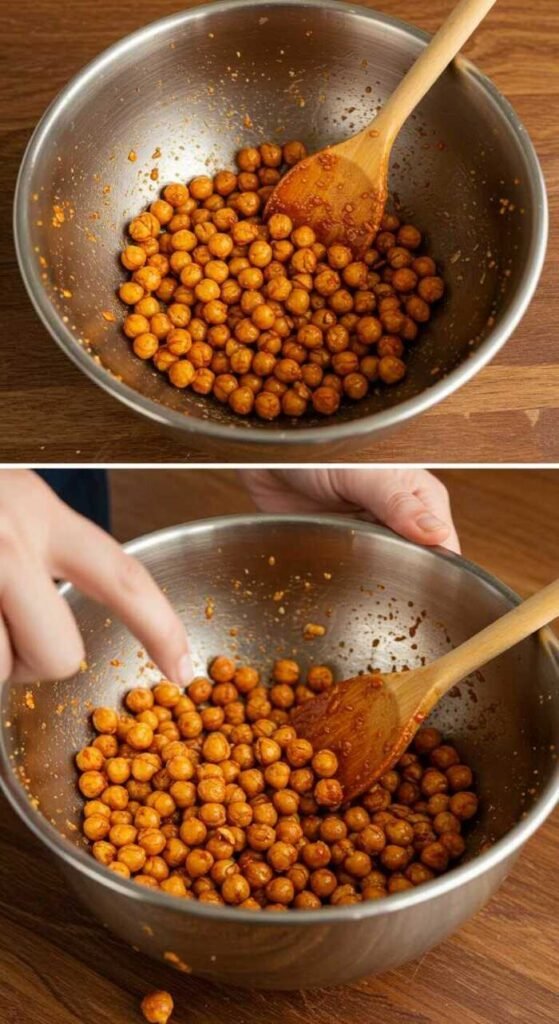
[373,0,497,145]
[423,577,559,696]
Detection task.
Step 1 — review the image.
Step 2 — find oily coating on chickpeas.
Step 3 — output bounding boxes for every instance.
[76,655,478,911]
[119,142,445,420]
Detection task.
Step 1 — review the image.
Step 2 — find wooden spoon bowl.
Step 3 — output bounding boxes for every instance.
[292,576,559,801]
[266,0,497,251]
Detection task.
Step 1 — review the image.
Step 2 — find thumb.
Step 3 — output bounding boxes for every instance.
[329,469,460,552]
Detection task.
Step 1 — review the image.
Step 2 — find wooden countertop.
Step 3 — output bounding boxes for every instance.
[1,468,558,1022]
[1,0,558,463]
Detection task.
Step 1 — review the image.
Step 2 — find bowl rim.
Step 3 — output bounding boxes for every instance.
[13,0,549,449]
[1,513,559,925]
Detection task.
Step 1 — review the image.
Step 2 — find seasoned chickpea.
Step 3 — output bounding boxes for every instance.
[430,745,460,770]
[253,390,280,420]
[92,707,119,735]
[79,770,108,799]
[311,750,338,779]
[449,791,478,820]
[121,245,147,271]
[385,819,414,847]
[92,735,118,758]
[354,315,382,346]
[446,764,473,791]
[76,746,105,773]
[134,331,159,364]
[264,761,291,790]
[251,737,280,766]
[119,281,145,306]
[379,845,409,872]
[420,768,448,798]
[343,372,368,400]
[125,722,153,751]
[92,840,118,867]
[414,727,441,754]
[221,872,250,905]
[378,355,406,385]
[420,841,449,873]
[246,240,271,268]
[265,876,294,905]
[314,778,343,808]
[201,732,230,764]
[267,840,298,873]
[162,182,189,208]
[312,386,340,416]
[396,224,421,249]
[405,862,435,886]
[266,211,293,240]
[186,848,214,878]
[236,147,261,172]
[344,851,372,879]
[392,268,418,293]
[83,813,111,841]
[281,139,305,164]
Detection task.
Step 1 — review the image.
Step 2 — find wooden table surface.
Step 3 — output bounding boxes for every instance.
[1,0,558,464]
[1,467,558,1023]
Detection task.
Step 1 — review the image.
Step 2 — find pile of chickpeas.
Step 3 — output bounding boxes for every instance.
[76,656,478,910]
[119,141,445,420]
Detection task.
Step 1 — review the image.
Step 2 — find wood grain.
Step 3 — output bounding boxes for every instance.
[1,0,558,463]
[2,467,558,1023]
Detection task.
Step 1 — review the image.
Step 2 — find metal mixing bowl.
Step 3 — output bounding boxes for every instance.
[1,515,558,989]
[14,0,547,460]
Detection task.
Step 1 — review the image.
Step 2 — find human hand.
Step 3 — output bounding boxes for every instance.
[0,470,193,684]
[240,468,460,552]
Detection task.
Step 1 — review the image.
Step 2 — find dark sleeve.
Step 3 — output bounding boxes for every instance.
[35,470,110,532]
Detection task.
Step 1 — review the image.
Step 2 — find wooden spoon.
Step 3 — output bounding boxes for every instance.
[266,0,497,252]
[292,576,559,801]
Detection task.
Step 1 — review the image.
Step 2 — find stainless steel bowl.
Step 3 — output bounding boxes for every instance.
[14,1,547,460]
[1,515,558,989]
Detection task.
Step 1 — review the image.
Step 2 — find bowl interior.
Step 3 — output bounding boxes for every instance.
[18,0,541,436]
[3,517,559,868]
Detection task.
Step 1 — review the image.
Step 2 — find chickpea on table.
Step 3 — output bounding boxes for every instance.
[0,468,458,686]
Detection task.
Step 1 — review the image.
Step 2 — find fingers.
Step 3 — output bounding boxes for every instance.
[329,469,461,552]
[0,555,85,684]
[50,509,193,686]
[240,469,355,514]
[243,468,460,552]
[413,478,461,553]
[0,615,14,684]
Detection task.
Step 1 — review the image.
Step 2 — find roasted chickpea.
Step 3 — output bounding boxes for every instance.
[392,268,418,293]
[312,386,340,416]
[446,764,474,791]
[449,791,478,820]
[385,819,414,847]
[186,848,214,878]
[252,390,280,420]
[283,140,307,165]
[314,778,343,808]
[311,749,338,778]
[125,722,153,752]
[76,746,105,773]
[430,745,460,770]
[121,244,147,271]
[343,372,368,400]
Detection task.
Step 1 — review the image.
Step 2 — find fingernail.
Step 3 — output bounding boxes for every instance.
[177,652,194,686]
[416,513,448,533]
